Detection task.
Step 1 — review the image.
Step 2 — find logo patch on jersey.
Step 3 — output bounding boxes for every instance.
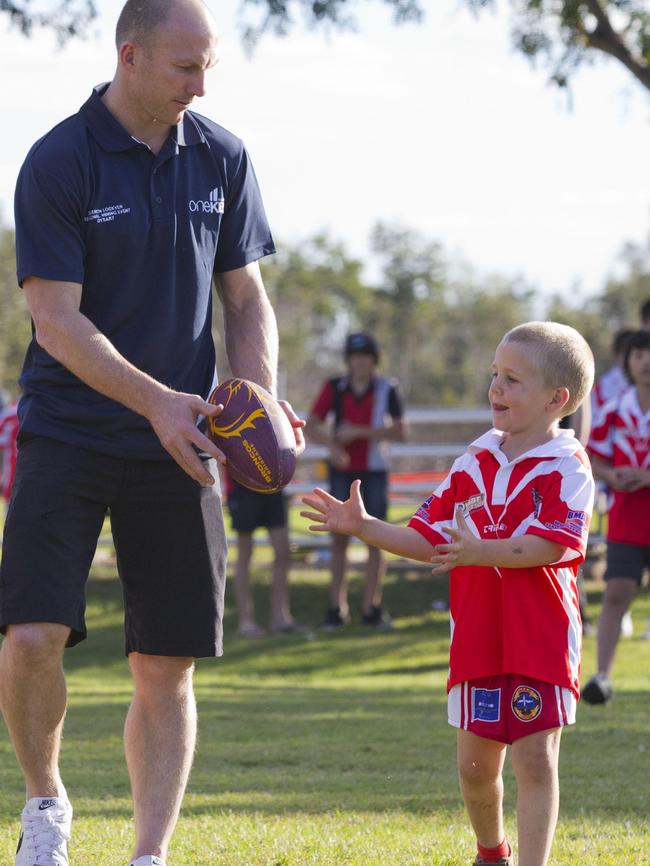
[545,517,586,537]
[189,186,225,214]
[471,687,501,722]
[532,487,543,519]
[413,495,434,521]
[458,494,484,516]
[511,685,542,721]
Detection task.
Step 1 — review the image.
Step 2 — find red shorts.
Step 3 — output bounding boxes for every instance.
[448,674,577,744]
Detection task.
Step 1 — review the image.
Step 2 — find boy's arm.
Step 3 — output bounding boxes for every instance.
[335,416,407,445]
[301,480,435,562]
[430,508,565,574]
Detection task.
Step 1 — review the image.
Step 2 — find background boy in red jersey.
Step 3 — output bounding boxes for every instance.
[305,333,407,629]
[0,396,19,503]
[302,322,595,866]
[582,328,650,704]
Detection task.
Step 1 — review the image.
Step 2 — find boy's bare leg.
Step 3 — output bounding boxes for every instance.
[362,545,386,614]
[125,653,196,861]
[511,727,562,866]
[0,622,70,798]
[329,533,350,615]
[457,729,507,848]
[596,577,637,675]
[268,525,292,627]
[233,531,257,632]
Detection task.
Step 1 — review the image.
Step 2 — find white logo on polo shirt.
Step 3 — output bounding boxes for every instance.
[84,204,131,224]
[189,187,224,214]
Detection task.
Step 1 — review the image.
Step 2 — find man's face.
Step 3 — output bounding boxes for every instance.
[131,5,219,127]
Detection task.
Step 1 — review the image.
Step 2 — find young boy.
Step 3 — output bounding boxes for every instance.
[305,332,407,629]
[582,328,650,704]
[302,322,595,866]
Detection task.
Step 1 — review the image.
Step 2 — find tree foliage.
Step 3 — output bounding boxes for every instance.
[0,225,31,397]
[2,215,649,407]
[467,0,650,92]
[4,0,649,94]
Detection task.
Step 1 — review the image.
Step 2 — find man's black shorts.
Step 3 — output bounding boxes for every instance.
[226,479,287,534]
[329,469,388,520]
[0,436,227,657]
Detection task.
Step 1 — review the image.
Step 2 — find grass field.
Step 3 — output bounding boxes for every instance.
[1,534,649,865]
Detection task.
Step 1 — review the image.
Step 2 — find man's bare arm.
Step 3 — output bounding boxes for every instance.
[23,276,225,485]
[215,262,305,452]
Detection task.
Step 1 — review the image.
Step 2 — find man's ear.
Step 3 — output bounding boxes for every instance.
[119,41,138,69]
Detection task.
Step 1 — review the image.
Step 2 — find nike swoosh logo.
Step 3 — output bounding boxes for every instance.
[38,799,56,810]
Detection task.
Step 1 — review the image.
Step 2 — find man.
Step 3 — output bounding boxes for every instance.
[0,1,303,865]
[305,333,407,629]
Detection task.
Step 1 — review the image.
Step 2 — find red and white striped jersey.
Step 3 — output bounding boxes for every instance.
[408,429,594,698]
[588,387,650,544]
[0,402,19,501]
[591,364,629,414]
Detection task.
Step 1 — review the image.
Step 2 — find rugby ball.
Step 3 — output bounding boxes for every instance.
[207,378,296,493]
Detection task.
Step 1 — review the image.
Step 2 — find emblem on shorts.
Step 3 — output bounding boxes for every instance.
[511,685,542,721]
[471,687,501,723]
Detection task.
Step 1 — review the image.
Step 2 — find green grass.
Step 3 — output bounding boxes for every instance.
[1,552,649,865]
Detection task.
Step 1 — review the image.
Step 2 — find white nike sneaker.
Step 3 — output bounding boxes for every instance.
[620,610,634,637]
[130,857,167,866]
[15,796,72,866]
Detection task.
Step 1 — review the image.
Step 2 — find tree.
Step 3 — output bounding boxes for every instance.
[6,0,649,96]
[0,222,31,394]
[467,0,650,92]
[2,0,96,42]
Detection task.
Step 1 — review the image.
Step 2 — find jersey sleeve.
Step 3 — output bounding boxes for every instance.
[587,399,616,461]
[14,150,86,287]
[407,468,457,547]
[214,146,276,272]
[309,380,335,420]
[524,454,594,562]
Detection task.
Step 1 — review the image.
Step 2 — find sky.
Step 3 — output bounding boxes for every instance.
[2,0,650,300]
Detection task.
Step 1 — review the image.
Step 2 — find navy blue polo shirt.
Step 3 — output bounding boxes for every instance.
[14,84,275,460]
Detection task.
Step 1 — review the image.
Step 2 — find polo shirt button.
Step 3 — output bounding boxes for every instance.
[155,196,163,204]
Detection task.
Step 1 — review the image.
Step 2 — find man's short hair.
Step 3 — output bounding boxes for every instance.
[115,0,175,48]
[501,321,595,417]
[623,329,650,381]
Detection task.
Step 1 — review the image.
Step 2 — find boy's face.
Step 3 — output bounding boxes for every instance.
[627,347,650,387]
[489,341,561,436]
[346,352,376,379]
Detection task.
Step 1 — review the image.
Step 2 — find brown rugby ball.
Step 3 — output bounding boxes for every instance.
[207,378,296,493]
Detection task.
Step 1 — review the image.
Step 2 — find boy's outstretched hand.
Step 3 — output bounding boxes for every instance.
[430,507,481,574]
[301,478,367,537]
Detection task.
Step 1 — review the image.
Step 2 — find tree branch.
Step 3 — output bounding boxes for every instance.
[580,0,650,91]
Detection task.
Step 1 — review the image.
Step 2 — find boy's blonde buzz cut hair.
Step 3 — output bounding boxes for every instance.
[501,321,595,417]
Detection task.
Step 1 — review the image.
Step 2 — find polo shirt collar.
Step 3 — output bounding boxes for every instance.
[81,83,207,152]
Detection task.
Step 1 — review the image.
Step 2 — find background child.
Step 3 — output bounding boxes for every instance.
[225,471,304,638]
[582,328,650,704]
[302,321,595,866]
[305,332,407,630]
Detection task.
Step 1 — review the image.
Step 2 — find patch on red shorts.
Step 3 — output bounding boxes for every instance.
[511,685,542,721]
